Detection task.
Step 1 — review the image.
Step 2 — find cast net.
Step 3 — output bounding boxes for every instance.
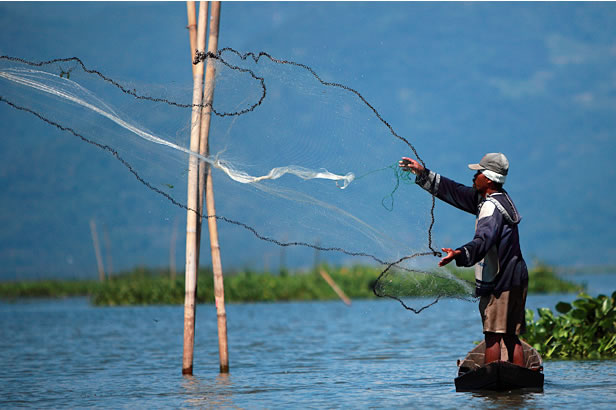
[0,49,474,312]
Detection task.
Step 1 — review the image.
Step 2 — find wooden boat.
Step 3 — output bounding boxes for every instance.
[455,339,544,392]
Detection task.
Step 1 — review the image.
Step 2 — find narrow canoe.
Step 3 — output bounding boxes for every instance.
[455,340,544,392]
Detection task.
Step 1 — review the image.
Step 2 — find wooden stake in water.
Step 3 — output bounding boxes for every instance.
[102,224,113,276]
[182,0,208,376]
[89,218,105,282]
[198,1,229,374]
[170,216,179,281]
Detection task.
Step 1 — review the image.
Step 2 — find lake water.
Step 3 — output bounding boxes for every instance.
[1,274,615,408]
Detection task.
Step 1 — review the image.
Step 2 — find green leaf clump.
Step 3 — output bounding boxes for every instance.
[525,292,616,360]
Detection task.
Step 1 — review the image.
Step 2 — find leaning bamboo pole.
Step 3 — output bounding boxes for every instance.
[182,0,208,376]
[319,269,352,306]
[198,1,228,373]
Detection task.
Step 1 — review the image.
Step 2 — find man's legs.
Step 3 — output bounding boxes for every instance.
[503,334,524,366]
[485,332,524,366]
[484,332,502,364]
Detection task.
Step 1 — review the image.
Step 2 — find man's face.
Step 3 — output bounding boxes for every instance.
[473,171,491,193]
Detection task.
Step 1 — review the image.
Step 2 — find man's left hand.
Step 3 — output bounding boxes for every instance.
[439,248,461,267]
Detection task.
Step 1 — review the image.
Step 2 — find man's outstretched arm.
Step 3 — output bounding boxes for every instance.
[399,157,479,215]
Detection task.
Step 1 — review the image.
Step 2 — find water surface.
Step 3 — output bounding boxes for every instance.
[1,274,615,408]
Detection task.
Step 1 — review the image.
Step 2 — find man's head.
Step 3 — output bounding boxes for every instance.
[468,153,508,194]
[468,152,508,183]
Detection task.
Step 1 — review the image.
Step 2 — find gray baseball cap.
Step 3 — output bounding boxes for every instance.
[468,153,509,183]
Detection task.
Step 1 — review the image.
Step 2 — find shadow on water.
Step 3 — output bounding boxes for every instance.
[182,373,235,409]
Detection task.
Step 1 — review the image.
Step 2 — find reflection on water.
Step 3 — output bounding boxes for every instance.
[182,373,236,409]
[0,274,615,408]
[468,390,543,407]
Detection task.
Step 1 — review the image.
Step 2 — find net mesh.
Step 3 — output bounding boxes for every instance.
[0,49,474,312]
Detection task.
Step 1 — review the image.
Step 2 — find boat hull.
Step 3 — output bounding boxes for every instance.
[455,340,544,392]
[455,360,544,392]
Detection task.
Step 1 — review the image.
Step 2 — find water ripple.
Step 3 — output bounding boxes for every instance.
[1,293,616,408]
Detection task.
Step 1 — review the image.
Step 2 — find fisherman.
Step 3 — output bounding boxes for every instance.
[399,153,528,366]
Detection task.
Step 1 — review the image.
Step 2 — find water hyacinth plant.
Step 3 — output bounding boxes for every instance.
[525,292,616,360]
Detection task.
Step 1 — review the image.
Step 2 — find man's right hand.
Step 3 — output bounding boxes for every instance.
[399,157,425,175]
[438,247,461,267]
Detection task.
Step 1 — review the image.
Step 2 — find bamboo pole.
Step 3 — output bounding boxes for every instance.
[313,238,321,272]
[102,224,113,276]
[170,216,179,281]
[186,1,198,74]
[89,218,105,281]
[182,0,208,376]
[280,234,287,274]
[199,1,229,374]
[319,269,352,306]
[188,1,207,271]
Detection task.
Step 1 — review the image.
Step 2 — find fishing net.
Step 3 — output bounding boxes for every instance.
[0,49,474,312]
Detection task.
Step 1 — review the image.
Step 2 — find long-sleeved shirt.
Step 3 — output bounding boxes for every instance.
[416,169,528,296]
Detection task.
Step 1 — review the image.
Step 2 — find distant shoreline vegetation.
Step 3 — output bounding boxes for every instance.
[0,263,585,306]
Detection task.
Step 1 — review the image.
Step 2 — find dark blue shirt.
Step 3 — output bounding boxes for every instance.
[416,169,528,296]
